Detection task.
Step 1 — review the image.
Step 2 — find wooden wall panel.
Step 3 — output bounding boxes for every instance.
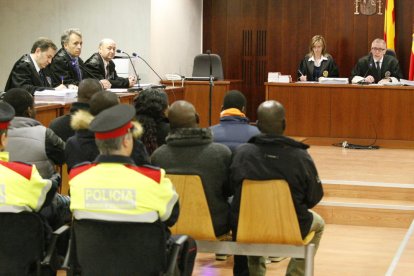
[203,0,413,120]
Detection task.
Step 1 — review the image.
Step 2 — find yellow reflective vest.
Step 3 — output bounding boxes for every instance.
[69,162,178,223]
[0,151,52,212]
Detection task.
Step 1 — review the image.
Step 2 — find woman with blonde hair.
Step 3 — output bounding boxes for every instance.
[297,35,339,81]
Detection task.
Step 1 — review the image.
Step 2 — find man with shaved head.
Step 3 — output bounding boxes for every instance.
[84,38,136,89]
[230,100,324,276]
[151,100,233,241]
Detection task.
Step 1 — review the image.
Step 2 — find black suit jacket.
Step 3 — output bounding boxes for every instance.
[48,48,84,86]
[5,54,53,94]
[351,54,403,83]
[297,54,339,81]
[84,53,130,88]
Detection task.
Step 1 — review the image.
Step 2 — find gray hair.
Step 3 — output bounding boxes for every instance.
[95,135,125,155]
[61,28,82,47]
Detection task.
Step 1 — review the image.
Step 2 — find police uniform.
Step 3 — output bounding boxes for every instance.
[69,104,179,224]
[0,102,57,214]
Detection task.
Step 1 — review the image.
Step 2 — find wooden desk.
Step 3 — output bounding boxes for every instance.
[265,83,414,141]
[35,87,184,126]
[162,80,242,127]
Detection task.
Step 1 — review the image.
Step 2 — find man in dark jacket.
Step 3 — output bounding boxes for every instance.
[48,28,84,87]
[151,100,232,238]
[49,79,103,141]
[84,38,136,89]
[5,38,66,94]
[231,100,324,276]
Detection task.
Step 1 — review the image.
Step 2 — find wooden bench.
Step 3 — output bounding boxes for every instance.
[167,174,316,276]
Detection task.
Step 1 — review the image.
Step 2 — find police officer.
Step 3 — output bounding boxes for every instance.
[69,104,196,275]
[0,101,64,226]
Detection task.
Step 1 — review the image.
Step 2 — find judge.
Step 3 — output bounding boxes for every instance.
[351,38,403,84]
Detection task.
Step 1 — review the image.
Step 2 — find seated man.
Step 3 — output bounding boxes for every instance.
[65,91,149,172]
[351,38,403,84]
[230,100,324,276]
[0,101,67,241]
[84,38,136,89]
[210,90,259,152]
[49,78,104,141]
[69,104,195,275]
[151,101,232,239]
[3,88,65,179]
[5,37,66,94]
[48,28,84,88]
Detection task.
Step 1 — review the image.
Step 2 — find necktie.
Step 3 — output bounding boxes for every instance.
[105,64,110,79]
[39,70,48,86]
[72,58,82,81]
[376,61,381,79]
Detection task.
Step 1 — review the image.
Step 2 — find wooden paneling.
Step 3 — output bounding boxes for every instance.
[266,83,414,141]
[204,0,414,120]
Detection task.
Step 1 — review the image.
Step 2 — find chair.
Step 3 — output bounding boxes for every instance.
[191,53,224,80]
[167,175,316,276]
[0,212,69,276]
[65,219,186,276]
[167,174,216,240]
[385,49,396,57]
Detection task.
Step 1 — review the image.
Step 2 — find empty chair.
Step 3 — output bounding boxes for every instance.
[65,219,185,276]
[192,53,224,80]
[0,212,69,276]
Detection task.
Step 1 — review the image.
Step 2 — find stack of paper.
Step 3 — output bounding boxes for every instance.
[318,77,349,84]
[34,89,77,98]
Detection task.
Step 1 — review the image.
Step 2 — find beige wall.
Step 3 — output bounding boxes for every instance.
[0,0,202,89]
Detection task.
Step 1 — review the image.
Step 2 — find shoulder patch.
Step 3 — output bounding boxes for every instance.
[124,164,161,183]
[0,160,33,180]
[69,163,96,180]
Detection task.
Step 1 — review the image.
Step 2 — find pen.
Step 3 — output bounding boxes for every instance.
[298,70,304,76]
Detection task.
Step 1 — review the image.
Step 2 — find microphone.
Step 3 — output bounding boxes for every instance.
[132,52,166,88]
[206,50,213,78]
[357,62,373,84]
[385,71,391,78]
[116,49,140,82]
[78,63,101,81]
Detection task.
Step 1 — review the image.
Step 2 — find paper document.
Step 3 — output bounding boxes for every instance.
[34,89,77,98]
[318,77,349,84]
[399,79,414,86]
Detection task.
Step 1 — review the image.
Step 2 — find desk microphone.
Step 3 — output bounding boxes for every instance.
[357,62,373,85]
[116,49,140,82]
[78,63,101,81]
[132,52,166,88]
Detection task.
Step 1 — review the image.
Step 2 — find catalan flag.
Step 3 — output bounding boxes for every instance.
[409,32,414,80]
[384,0,395,50]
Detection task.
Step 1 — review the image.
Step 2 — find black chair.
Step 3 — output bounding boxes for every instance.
[0,212,69,276]
[191,53,224,80]
[65,219,187,276]
[385,48,396,57]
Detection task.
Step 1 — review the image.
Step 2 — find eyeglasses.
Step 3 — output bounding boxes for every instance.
[371,47,385,52]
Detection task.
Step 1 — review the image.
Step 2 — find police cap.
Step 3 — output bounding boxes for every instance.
[89,104,135,140]
[0,101,15,130]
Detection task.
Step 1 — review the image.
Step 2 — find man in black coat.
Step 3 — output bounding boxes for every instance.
[230,100,325,276]
[48,28,84,88]
[5,38,66,94]
[84,38,136,89]
[351,38,403,84]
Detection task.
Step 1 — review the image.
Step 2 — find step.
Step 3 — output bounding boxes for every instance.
[314,196,414,228]
[322,180,414,202]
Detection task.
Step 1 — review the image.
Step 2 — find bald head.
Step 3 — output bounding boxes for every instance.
[99,38,116,62]
[257,100,286,135]
[168,100,198,129]
[77,79,104,103]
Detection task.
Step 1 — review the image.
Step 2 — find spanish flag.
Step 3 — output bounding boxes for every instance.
[409,32,414,80]
[384,0,395,50]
